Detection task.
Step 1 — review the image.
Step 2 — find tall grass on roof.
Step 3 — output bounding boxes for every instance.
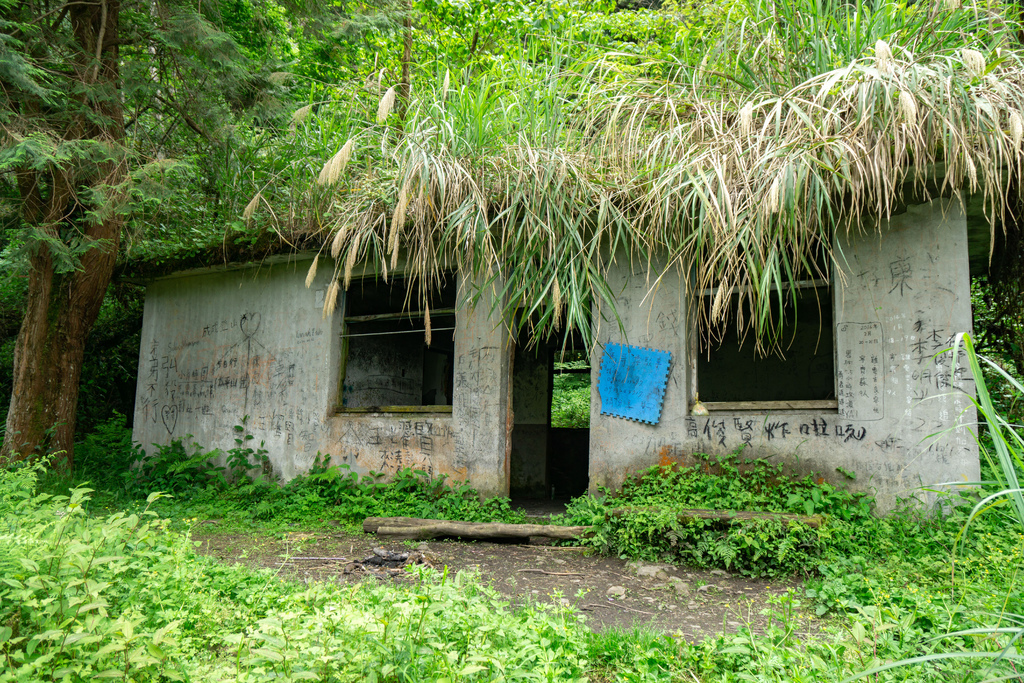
[262,0,1024,350]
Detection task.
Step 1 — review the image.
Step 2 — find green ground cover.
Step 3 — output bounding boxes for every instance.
[2,453,1021,682]
[3,336,1024,681]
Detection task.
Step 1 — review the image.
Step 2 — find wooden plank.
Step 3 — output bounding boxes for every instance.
[336,405,453,414]
[700,399,838,412]
[608,506,824,529]
[345,308,456,323]
[697,279,828,297]
[363,516,592,541]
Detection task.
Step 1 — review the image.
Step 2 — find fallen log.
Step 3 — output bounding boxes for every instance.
[608,507,824,529]
[363,516,592,541]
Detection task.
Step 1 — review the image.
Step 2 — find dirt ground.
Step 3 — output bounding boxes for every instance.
[192,521,816,640]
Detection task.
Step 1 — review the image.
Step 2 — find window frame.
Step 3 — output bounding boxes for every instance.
[689,278,839,414]
[335,279,457,415]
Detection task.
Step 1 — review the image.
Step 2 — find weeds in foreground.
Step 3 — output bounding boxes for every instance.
[62,418,525,531]
[0,461,585,682]
[557,454,876,578]
[3,458,1021,682]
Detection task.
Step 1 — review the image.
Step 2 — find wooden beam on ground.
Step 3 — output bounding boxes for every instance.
[608,507,824,529]
[363,516,592,541]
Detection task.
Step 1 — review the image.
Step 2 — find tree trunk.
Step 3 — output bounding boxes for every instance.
[1,0,124,472]
[363,516,593,541]
[4,226,120,471]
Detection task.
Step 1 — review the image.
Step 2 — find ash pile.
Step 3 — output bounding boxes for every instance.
[344,547,436,578]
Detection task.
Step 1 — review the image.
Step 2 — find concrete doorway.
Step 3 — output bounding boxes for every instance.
[510,339,590,501]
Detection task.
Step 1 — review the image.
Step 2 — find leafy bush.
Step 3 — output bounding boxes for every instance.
[0,461,187,681]
[558,452,874,577]
[128,437,225,494]
[551,360,591,429]
[123,440,526,527]
[0,461,591,682]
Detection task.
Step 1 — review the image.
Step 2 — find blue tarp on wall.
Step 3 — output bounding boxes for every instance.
[596,343,672,425]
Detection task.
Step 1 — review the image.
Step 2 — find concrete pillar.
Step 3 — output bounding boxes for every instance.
[453,275,513,497]
[589,259,689,491]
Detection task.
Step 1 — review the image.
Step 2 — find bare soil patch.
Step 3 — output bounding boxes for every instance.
[192,523,816,640]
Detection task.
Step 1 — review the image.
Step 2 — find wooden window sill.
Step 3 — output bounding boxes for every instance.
[699,399,838,412]
[334,406,453,415]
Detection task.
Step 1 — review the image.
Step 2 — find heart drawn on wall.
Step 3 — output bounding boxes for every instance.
[240,312,261,339]
[160,405,178,435]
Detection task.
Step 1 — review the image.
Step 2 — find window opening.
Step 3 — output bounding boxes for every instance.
[696,282,836,410]
[338,276,457,412]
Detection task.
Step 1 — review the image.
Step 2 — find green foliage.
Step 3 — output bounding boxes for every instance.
[129,438,227,495]
[971,276,1024,425]
[205,455,529,526]
[226,419,273,482]
[551,359,591,429]
[72,412,143,492]
[302,459,527,524]
[586,627,688,681]
[212,567,590,682]
[0,460,594,682]
[73,286,146,437]
[559,453,874,578]
[0,461,185,681]
[121,438,526,528]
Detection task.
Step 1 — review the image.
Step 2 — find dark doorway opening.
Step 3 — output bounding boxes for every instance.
[547,348,590,499]
[510,335,590,502]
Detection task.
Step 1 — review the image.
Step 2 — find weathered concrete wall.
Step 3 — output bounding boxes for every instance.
[344,333,423,407]
[134,199,978,509]
[589,199,979,513]
[133,260,502,491]
[452,278,512,496]
[133,259,342,481]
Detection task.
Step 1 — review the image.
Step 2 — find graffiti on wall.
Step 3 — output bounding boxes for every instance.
[139,311,322,450]
[334,419,457,476]
[453,345,502,470]
[682,415,869,449]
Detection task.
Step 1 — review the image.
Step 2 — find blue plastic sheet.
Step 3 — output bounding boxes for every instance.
[597,343,672,425]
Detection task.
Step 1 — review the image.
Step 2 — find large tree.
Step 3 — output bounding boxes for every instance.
[1,0,131,470]
[0,0,301,469]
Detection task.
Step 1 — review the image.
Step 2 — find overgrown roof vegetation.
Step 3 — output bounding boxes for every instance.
[7,0,1021,348]
[225,0,1024,349]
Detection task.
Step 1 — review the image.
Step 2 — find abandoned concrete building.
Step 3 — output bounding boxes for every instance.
[132,198,986,513]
